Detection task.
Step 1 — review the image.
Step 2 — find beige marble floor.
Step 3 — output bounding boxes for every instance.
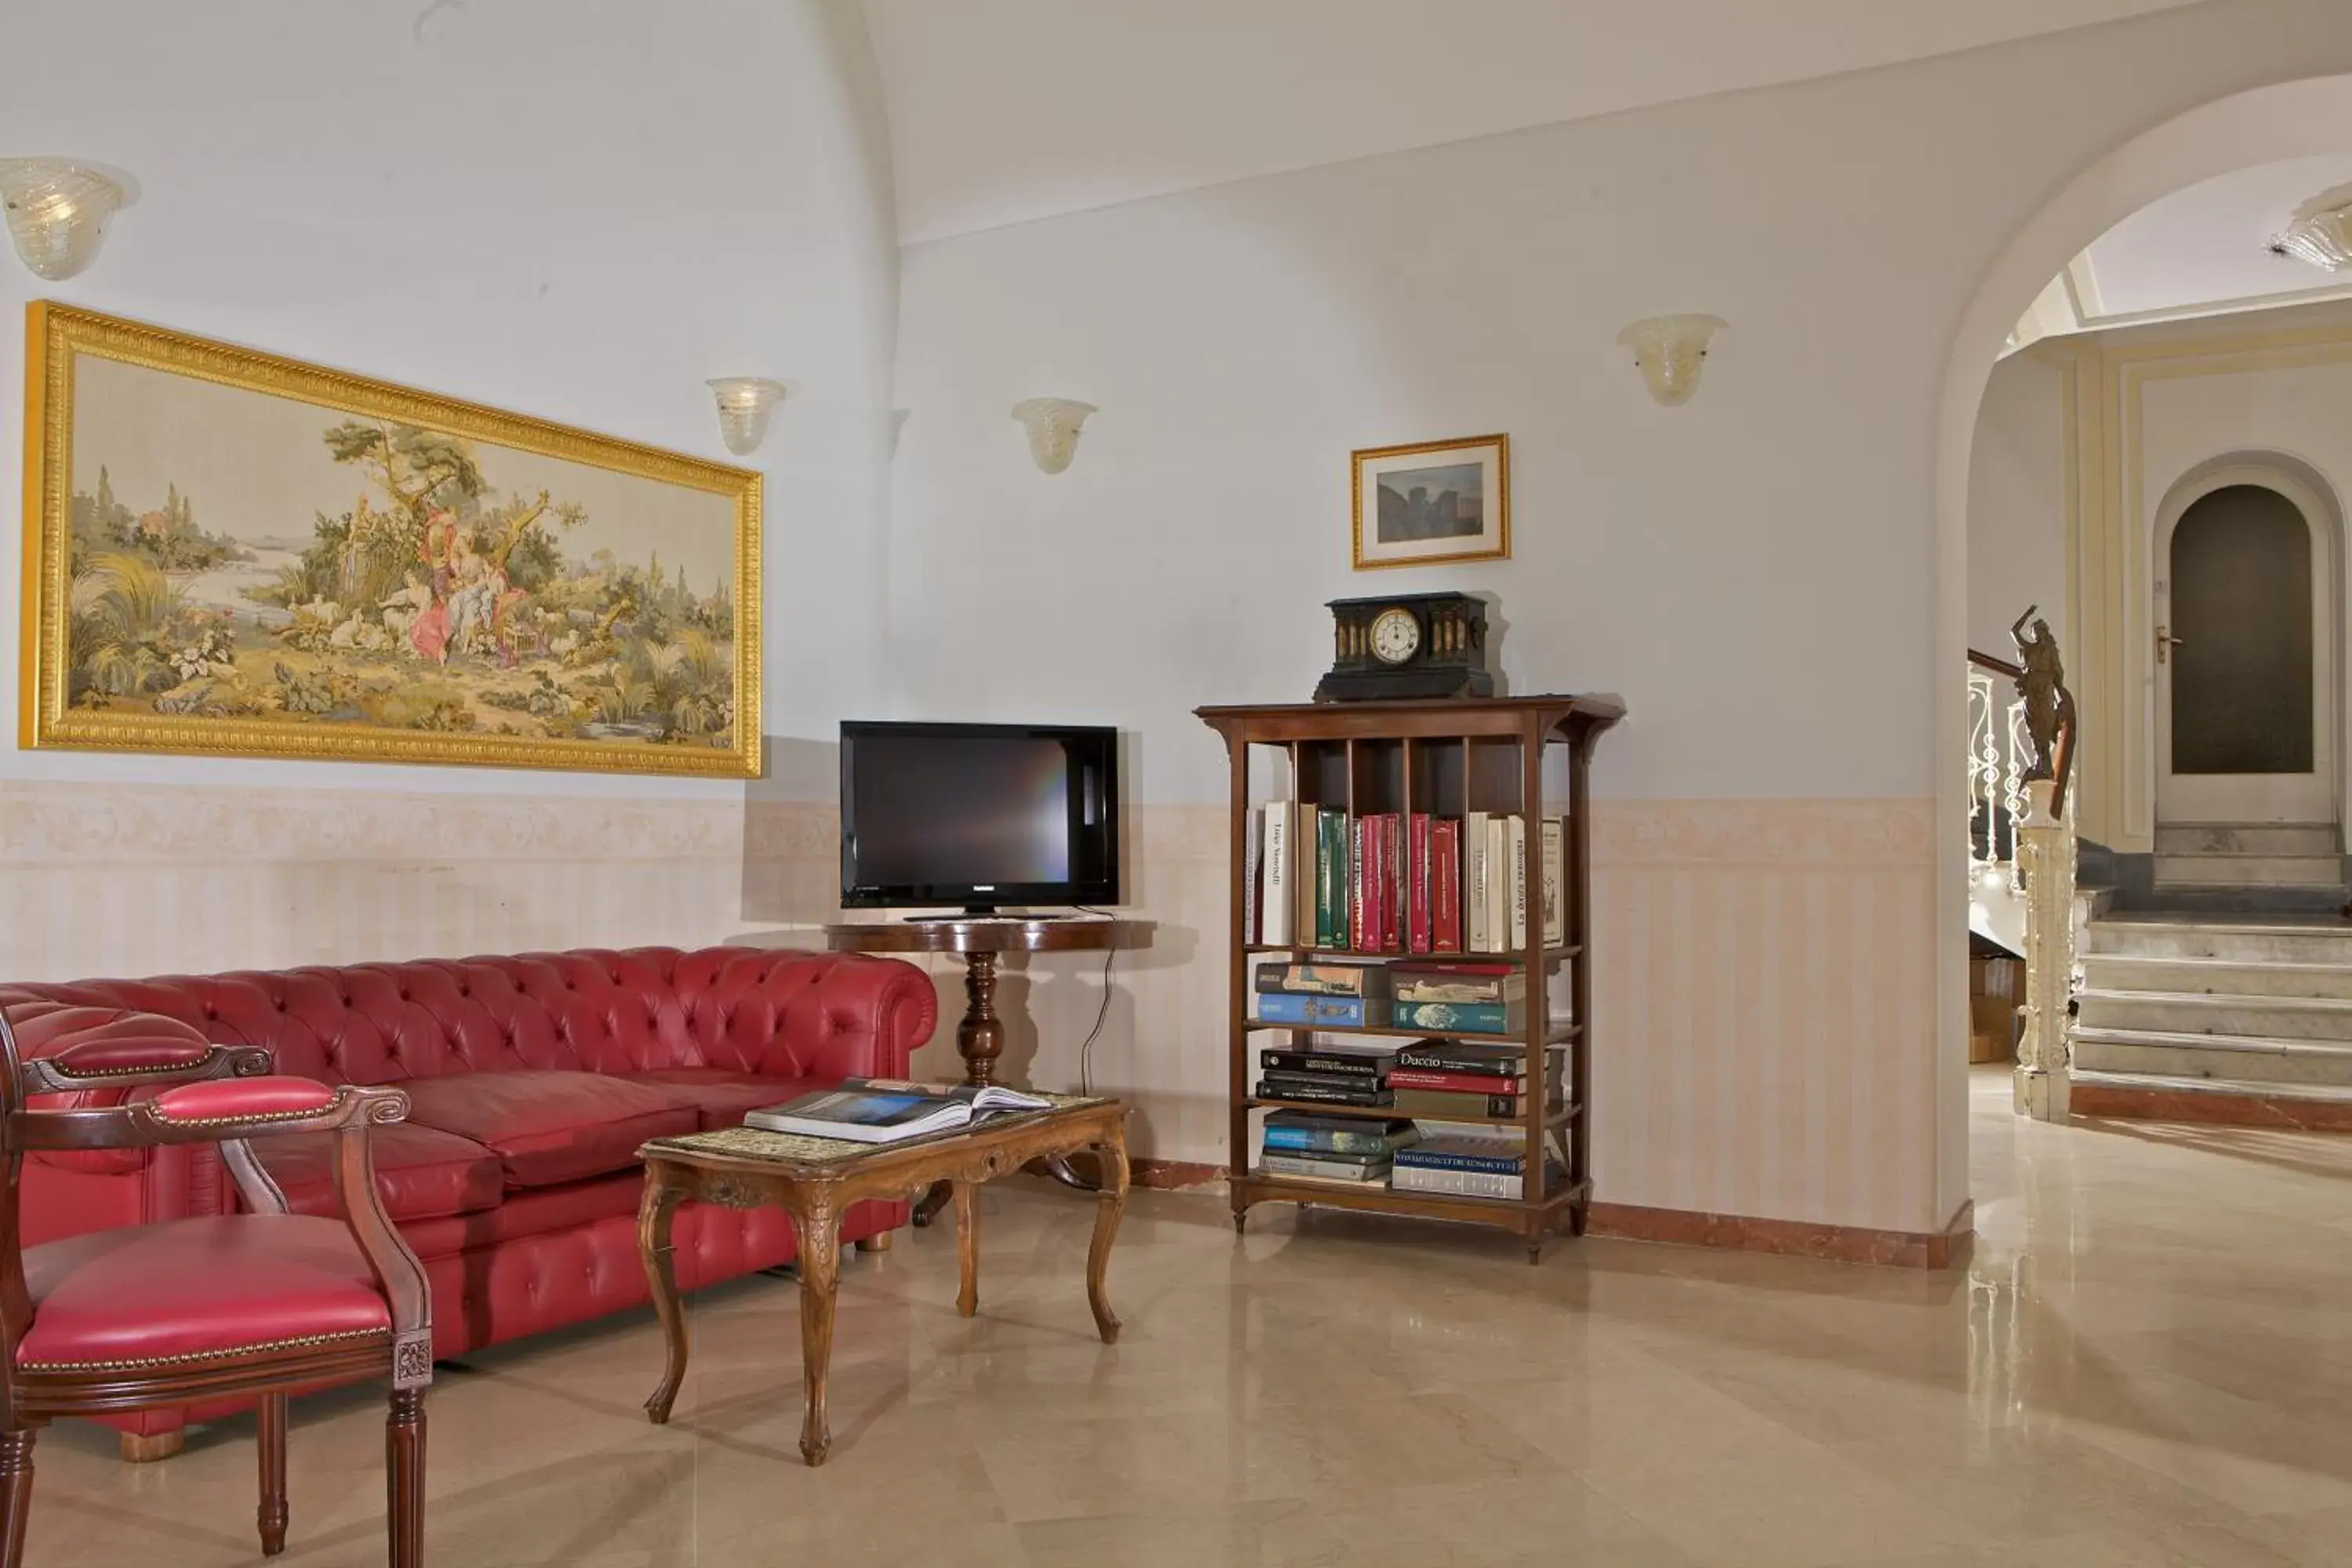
[26,1067,2352,1566]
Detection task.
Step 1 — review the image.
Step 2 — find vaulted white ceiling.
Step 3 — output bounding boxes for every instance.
[2079,153,2352,324]
[862,0,2205,244]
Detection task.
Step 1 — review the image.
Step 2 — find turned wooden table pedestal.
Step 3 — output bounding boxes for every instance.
[635,1095,1129,1466]
[824,917,1153,1220]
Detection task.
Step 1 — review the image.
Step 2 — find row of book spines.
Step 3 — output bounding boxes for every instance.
[1260,1141,1533,1175]
[1259,1058,1543,1094]
[1252,1159,1563,1200]
[1251,805,1555,955]
[1261,1048,1550,1079]
[1250,995,1528,1032]
[1254,1079,1555,1117]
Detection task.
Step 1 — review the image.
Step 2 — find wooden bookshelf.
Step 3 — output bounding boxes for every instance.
[1197,695,1624,1262]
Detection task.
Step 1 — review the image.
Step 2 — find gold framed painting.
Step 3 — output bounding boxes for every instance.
[1351,433,1510,570]
[20,303,760,778]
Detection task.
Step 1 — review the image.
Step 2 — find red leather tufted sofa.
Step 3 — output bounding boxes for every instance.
[0,946,938,1456]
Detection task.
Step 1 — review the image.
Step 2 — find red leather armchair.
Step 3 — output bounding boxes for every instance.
[0,1019,433,1566]
[0,946,938,1461]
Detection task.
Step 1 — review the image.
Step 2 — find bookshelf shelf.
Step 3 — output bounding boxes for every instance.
[1246,1097,1581,1131]
[1199,694,1624,1263]
[1243,1020,1582,1046]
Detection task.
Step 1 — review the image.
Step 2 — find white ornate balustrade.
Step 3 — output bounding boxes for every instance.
[1966,662,2035,953]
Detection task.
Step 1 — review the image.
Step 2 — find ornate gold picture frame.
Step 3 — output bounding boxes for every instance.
[20,303,760,778]
[1351,433,1510,570]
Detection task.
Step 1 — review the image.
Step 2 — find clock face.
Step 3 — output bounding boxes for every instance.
[1369,607,1421,666]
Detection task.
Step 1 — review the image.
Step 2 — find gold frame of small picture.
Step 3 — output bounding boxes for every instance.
[1351,433,1510,570]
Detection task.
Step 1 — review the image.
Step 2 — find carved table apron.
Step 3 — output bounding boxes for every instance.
[635,1098,1130,1466]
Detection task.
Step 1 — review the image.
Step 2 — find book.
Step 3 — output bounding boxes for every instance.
[1257,1072,1396,1104]
[1408,813,1433,954]
[1390,998,1526,1035]
[1348,815,1367,953]
[744,1077,1051,1144]
[1388,1065,1534,1094]
[1316,808,1348,949]
[1390,1160,1562,1200]
[1258,1154,1393,1185]
[1258,1144,1391,1170]
[1541,817,1566,949]
[1465,811,1490,953]
[1508,815,1528,953]
[1432,817,1463,953]
[1258,803,1288,946]
[1392,1087,1538,1120]
[1384,814,1405,953]
[1391,963,1526,1004]
[1254,991,1386,1028]
[1258,1043,1398,1078]
[1394,1135,1530,1174]
[1485,815,1512,953]
[1395,1040,1562,1077]
[1261,1116,1419,1155]
[1254,959,1389,996]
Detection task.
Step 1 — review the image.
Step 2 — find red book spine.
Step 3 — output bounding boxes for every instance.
[1409,813,1432,954]
[1355,818,1374,949]
[1432,819,1462,953]
[1385,1068,1529,1094]
[1372,815,1393,952]
[1383,808,1402,959]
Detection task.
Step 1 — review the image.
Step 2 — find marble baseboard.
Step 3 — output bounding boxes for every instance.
[1131,1158,1223,1190]
[2071,1083,2352,1131]
[1588,1197,1975,1269]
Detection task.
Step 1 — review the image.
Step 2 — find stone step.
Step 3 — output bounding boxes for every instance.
[2154,822,2340,857]
[2152,853,2345,887]
[2071,1068,2352,1105]
[2071,1025,2352,1087]
[2078,953,2352,1000]
[2076,987,2352,1041]
[2084,918,2352,963]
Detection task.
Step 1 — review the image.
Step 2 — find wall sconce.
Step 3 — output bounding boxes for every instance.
[1617,314,1726,407]
[706,378,788,457]
[1012,397,1096,474]
[0,158,135,281]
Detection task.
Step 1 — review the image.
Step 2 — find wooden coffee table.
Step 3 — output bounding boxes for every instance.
[634,1094,1129,1465]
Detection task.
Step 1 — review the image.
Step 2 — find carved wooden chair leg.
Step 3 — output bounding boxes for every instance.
[257,1394,289,1555]
[0,1428,36,1568]
[386,1390,425,1568]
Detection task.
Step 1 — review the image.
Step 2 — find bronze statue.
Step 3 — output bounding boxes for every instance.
[2010,604,2077,805]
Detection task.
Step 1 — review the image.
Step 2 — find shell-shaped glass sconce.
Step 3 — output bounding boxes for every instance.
[708,378,788,457]
[1012,397,1097,474]
[1617,315,1726,408]
[2270,183,2352,273]
[0,159,132,281]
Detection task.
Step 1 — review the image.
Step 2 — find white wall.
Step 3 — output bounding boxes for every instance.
[885,0,2352,1230]
[0,0,898,977]
[1968,352,2071,658]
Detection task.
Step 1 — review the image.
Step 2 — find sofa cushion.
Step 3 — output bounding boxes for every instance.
[628,1069,819,1131]
[255,1122,504,1223]
[395,1071,695,1190]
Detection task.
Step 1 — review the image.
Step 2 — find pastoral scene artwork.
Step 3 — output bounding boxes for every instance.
[28,310,759,778]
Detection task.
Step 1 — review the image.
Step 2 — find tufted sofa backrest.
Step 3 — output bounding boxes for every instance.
[0,946,929,1087]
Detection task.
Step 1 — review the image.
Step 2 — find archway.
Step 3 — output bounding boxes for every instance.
[1936,74,2352,1162]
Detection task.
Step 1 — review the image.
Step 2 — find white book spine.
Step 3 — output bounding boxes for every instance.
[1261,804,1290,946]
[1485,815,1509,953]
[1391,1164,1526,1200]
[1464,811,1490,954]
[1508,815,1528,953]
[1243,804,1262,946]
[1541,818,1566,949]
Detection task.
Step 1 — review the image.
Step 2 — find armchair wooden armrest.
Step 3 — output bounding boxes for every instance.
[24,1040,274,1096]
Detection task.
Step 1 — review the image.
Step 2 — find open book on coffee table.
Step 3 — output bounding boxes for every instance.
[744,1077,1054,1144]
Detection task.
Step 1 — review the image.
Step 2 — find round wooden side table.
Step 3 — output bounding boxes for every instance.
[824,917,1155,1220]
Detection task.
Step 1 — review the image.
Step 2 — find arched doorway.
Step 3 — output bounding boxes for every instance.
[2154,468,2339,826]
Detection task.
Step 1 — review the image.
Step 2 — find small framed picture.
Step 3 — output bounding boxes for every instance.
[1351,434,1509,570]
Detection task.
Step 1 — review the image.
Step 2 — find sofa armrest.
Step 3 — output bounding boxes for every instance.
[726,952,938,1083]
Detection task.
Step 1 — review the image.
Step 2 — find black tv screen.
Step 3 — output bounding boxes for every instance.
[840,721,1120,910]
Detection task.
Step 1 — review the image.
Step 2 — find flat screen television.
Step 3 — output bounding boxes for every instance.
[840,720,1120,913]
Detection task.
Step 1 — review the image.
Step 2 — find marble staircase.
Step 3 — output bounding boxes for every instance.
[2137,822,2350,915]
[2076,913,2352,1104]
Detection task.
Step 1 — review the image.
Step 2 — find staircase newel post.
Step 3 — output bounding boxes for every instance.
[2014,776,2075,1121]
